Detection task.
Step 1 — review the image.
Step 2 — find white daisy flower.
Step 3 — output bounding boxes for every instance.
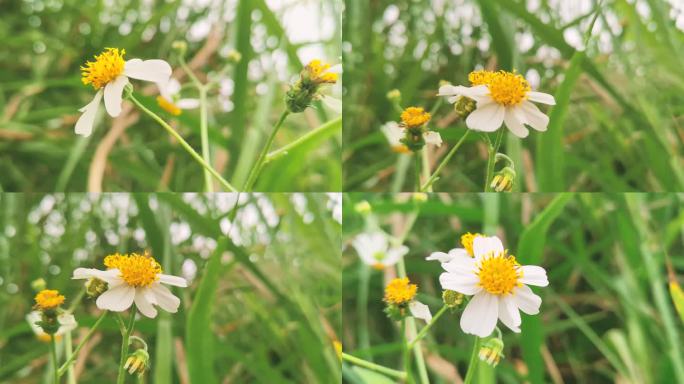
[436,235,548,337]
[352,232,408,270]
[438,70,556,138]
[72,252,187,318]
[399,107,443,149]
[26,311,77,342]
[76,48,172,137]
[156,78,200,116]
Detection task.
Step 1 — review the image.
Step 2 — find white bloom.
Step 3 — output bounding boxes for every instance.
[351,232,408,270]
[26,311,77,341]
[437,235,548,337]
[72,253,187,318]
[409,301,432,323]
[158,78,200,110]
[438,70,555,138]
[381,121,441,152]
[76,48,172,137]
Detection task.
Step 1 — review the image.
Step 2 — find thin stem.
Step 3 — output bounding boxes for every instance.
[127,93,237,192]
[484,130,504,192]
[402,320,413,383]
[50,335,59,384]
[264,117,341,164]
[243,110,290,191]
[58,312,108,376]
[64,332,75,384]
[414,151,421,192]
[117,308,137,384]
[420,148,431,192]
[463,336,481,384]
[420,129,470,192]
[407,305,449,350]
[342,353,407,380]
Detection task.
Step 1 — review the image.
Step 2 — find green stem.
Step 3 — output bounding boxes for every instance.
[50,335,59,384]
[243,110,290,191]
[264,116,341,164]
[402,320,412,383]
[64,332,75,384]
[407,305,448,350]
[117,308,137,384]
[463,336,481,384]
[127,93,237,192]
[420,129,470,192]
[342,353,407,380]
[58,312,108,376]
[484,130,504,192]
[199,86,213,192]
[420,148,431,192]
[414,150,421,192]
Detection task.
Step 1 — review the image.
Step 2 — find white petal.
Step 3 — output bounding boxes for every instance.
[512,285,542,315]
[465,103,505,132]
[458,85,490,100]
[176,98,200,110]
[442,252,477,274]
[75,90,103,137]
[437,84,466,97]
[426,252,453,263]
[150,284,181,313]
[498,296,521,333]
[124,59,172,84]
[103,75,129,117]
[460,292,499,337]
[72,268,121,285]
[409,301,432,323]
[519,101,550,132]
[503,107,529,138]
[327,64,343,74]
[96,284,135,312]
[439,272,481,295]
[527,91,556,105]
[381,122,404,146]
[472,236,505,260]
[384,245,409,265]
[134,288,158,318]
[520,265,549,287]
[158,274,188,287]
[322,95,342,114]
[423,131,442,146]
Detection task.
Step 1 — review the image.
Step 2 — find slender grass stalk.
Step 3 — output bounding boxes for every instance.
[484,130,504,191]
[407,305,448,350]
[264,116,341,163]
[342,353,407,380]
[357,264,371,360]
[421,148,431,192]
[243,111,290,191]
[127,93,237,192]
[64,332,75,384]
[420,129,470,191]
[50,335,59,384]
[414,151,421,192]
[117,308,137,384]
[463,336,481,384]
[58,312,108,376]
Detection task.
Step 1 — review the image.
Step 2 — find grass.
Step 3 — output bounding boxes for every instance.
[342,0,684,192]
[0,193,341,383]
[342,193,684,383]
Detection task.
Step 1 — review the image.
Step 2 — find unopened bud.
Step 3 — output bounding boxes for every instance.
[31,278,47,292]
[124,349,150,377]
[354,201,372,215]
[478,337,504,367]
[85,278,108,298]
[171,41,187,56]
[386,89,401,103]
[442,289,464,307]
[490,167,516,192]
[226,50,242,63]
[454,95,477,119]
[412,193,428,203]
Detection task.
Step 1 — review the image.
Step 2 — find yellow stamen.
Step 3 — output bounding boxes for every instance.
[384,277,417,305]
[468,70,497,86]
[392,145,411,154]
[104,252,162,287]
[156,96,182,116]
[306,59,338,84]
[81,48,126,90]
[468,70,530,106]
[400,107,431,128]
[460,232,481,257]
[477,252,522,295]
[34,289,65,310]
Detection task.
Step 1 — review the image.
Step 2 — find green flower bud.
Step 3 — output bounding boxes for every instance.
[478,337,505,367]
[354,201,372,215]
[490,166,516,192]
[31,278,47,292]
[85,278,108,298]
[124,349,150,377]
[454,95,477,119]
[386,89,401,103]
[442,289,464,308]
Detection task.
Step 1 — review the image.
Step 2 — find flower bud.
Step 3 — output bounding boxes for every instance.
[442,289,464,308]
[171,41,187,56]
[412,193,428,203]
[386,89,401,103]
[490,166,516,192]
[31,278,47,292]
[478,337,504,367]
[226,50,242,64]
[333,341,342,361]
[354,201,372,215]
[124,349,150,377]
[85,278,108,298]
[454,95,477,119]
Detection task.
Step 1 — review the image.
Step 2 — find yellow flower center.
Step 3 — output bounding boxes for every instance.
[104,252,162,287]
[477,253,522,295]
[460,232,481,257]
[156,96,182,116]
[400,107,431,128]
[469,70,530,106]
[384,277,417,305]
[35,289,65,310]
[81,48,126,90]
[306,59,338,84]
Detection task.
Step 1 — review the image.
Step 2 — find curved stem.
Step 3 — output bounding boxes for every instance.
[484,130,504,192]
[58,312,108,377]
[50,335,59,384]
[420,129,470,192]
[342,353,407,380]
[463,336,481,384]
[127,93,236,192]
[243,111,290,191]
[407,305,448,350]
[117,308,137,384]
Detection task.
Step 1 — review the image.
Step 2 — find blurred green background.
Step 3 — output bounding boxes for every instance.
[342,193,684,383]
[0,0,342,192]
[343,0,684,192]
[0,193,341,383]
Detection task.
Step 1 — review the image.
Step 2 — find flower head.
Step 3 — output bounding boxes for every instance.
[352,232,408,270]
[384,277,417,305]
[156,78,200,116]
[460,232,481,257]
[426,232,481,264]
[72,252,187,318]
[286,59,340,113]
[385,108,442,152]
[26,311,77,342]
[305,59,339,85]
[438,69,555,138]
[34,289,65,310]
[75,48,172,137]
[435,235,548,337]
[400,107,431,128]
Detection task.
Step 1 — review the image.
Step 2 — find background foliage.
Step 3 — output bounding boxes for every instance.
[343,0,684,192]
[0,0,342,192]
[342,193,684,383]
[0,193,342,383]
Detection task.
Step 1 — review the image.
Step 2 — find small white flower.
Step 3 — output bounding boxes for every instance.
[409,301,432,323]
[72,253,187,318]
[436,235,548,337]
[157,78,200,110]
[351,232,408,270]
[26,311,77,341]
[76,48,172,137]
[438,70,555,138]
